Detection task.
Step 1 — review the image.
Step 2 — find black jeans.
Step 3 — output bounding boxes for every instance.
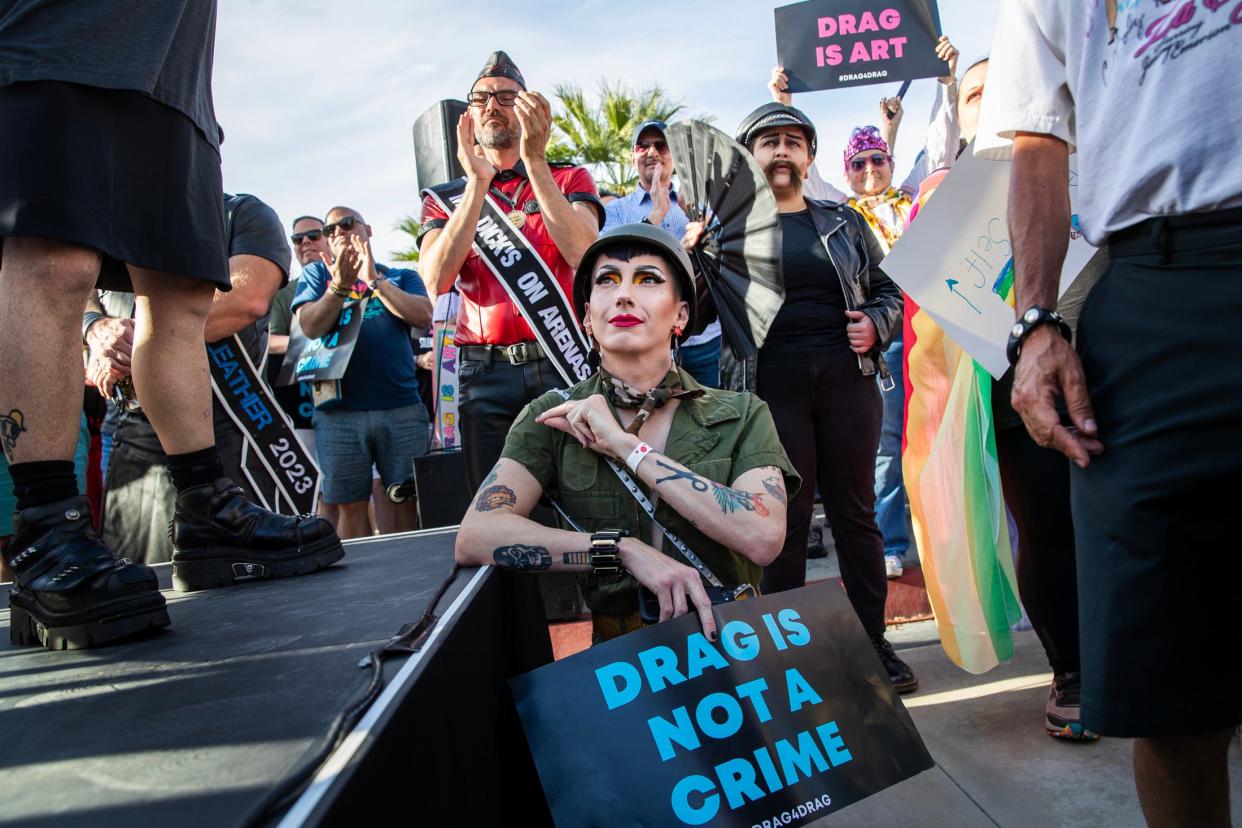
[757,352,887,637]
[458,355,561,494]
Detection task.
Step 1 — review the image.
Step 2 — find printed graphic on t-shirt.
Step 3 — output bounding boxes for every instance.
[1093,0,1242,86]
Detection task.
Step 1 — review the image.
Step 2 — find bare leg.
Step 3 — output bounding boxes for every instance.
[1133,729,1234,828]
[0,237,100,463]
[372,476,396,533]
[127,267,215,455]
[318,499,340,529]
[389,499,420,533]
[334,500,373,540]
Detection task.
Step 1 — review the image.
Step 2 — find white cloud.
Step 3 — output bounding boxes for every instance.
[215,0,998,263]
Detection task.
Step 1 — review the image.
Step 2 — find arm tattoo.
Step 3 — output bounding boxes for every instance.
[562,551,591,566]
[652,458,709,492]
[480,463,500,489]
[493,544,552,571]
[0,409,27,463]
[474,484,517,512]
[710,482,758,514]
[761,475,788,505]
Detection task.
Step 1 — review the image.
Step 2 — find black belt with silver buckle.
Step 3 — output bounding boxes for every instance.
[459,342,546,366]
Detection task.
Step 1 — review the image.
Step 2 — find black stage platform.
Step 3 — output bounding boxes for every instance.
[1,528,555,827]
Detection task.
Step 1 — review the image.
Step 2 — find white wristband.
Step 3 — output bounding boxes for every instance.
[625,441,653,474]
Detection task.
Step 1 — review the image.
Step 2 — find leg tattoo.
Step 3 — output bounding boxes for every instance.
[0,409,26,463]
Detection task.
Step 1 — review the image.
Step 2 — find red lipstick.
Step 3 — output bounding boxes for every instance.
[609,314,642,328]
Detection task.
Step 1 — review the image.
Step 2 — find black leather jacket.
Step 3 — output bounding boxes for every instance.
[804,197,903,385]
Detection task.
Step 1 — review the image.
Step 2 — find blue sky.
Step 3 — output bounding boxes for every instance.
[214,1,999,266]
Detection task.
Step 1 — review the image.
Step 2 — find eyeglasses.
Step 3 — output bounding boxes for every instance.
[849,153,890,172]
[290,229,323,245]
[635,139,668,153]
[467,90,519,108]
[322,216,362,237]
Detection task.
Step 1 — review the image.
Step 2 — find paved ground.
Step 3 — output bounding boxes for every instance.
[812,621,1242,827]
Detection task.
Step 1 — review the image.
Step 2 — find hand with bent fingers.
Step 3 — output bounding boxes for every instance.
[321,244,359,293]
[536,394,631,458]
[649,162,671,226]
[1010,325,1104,468]
[350,235,379,285]
[456,111,496,182]
[936,35,960,84]
[514,91,552,164]
[768,66,792,105]
[620,536,718,640]
[85,317,134,397]
[844,310,877,354]
[682,220,705,251]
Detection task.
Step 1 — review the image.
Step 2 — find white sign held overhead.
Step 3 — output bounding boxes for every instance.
[881,147,1094,378]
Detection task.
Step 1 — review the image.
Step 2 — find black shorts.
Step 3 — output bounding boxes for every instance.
[1071,210,1242,737]
[0,80,229,291]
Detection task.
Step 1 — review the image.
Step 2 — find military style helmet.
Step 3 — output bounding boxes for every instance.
[572,222,697,340]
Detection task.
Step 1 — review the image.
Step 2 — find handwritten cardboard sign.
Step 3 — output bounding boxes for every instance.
[512,583,933,827]
[881,147,1095,378]
[775,0,948,92]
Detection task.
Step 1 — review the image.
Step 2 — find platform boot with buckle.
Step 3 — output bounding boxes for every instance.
[5,497,170,650]
[169,477,344,592]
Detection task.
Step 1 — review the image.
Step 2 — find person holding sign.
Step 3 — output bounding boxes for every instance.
[768,35,961,206]
[977,0,1242,821]
[418,51,604,494]
[293,207,433,540]
[722,102,915,694]
[455,224,798,644]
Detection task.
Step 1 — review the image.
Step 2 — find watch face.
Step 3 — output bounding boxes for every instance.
[1024,308,1041,324]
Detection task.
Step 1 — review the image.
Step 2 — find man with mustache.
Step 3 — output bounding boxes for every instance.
[693,103,911,693]
[419,51,604,493]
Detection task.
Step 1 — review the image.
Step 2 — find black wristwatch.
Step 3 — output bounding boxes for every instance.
[589,529,629,576]
[1007,306,1072,366]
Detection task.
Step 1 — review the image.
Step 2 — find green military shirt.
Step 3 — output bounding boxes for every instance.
[501,367,801,616]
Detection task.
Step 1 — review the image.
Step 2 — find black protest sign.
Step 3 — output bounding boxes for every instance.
[775,0,948,92]
[275,299,367,386]
[512,582,933,827]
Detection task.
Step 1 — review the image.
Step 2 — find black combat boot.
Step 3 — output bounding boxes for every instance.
[169,478,343,592]
[871,632,919,694]
[5,496,169,650]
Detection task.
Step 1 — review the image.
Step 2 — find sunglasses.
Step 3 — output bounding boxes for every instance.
[322,216,363,237]
[467,90,519,108]
[849,153,890,172]
[635,139,668,153]
[290,229,323,245]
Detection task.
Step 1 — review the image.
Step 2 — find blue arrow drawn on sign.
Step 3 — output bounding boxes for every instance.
[946,278,982,314]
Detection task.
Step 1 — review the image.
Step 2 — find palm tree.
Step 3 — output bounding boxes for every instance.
[391,215,421,263]
[549,81,687,195]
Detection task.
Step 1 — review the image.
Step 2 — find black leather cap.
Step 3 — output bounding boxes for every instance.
[735,102,818,157]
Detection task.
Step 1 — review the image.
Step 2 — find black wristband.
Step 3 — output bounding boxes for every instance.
[82,311,107,346]
[1007,306,1072,366]
[589,529,629,577]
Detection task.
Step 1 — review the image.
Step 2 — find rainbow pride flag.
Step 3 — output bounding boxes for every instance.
[901,173,1023,674]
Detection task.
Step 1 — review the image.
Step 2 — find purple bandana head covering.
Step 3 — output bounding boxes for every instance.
[844,125,892,171]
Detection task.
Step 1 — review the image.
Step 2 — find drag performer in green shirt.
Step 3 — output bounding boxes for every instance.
[455,224,799,643]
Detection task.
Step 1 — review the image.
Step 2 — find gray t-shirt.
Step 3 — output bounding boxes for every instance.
[0,0,221,148]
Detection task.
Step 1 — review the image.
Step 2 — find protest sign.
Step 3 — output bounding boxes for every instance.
[775,0,948,92]
[432,322,461,450]
[881,148,1095,378]
[512,583,933,827]
[275,298,366,386]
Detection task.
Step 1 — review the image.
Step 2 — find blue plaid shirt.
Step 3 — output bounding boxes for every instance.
[602,185,721,346]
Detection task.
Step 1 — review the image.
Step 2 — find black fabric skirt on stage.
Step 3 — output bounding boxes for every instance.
[0,80,229,290]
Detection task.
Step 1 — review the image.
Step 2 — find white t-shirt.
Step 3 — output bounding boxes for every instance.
[974,0,1242,244]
